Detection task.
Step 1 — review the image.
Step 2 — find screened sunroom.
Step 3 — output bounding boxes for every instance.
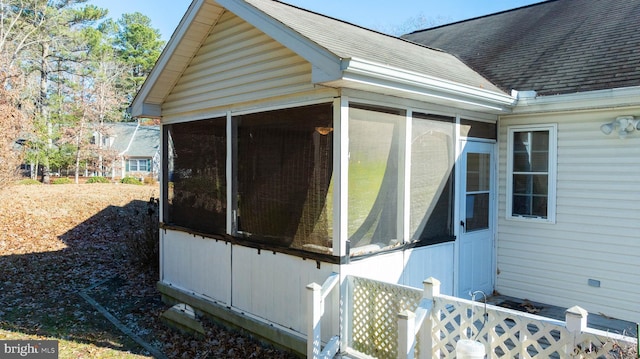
[162,101,462,260]
[129,0,514,354]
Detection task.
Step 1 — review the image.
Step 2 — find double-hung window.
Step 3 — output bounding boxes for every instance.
[506,124,557,223]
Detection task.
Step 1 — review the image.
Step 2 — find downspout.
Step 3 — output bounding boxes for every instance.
[119,120,141,179]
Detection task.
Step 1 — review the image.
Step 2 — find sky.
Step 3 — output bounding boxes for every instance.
[88,0,543,41]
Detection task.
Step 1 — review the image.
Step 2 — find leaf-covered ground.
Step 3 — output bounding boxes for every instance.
[0,183,298,358]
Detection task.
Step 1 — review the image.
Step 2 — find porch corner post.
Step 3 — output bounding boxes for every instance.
[564,305,588,356]
[422,278,440,359]
[307,283,322,359]
[398,309,416,359]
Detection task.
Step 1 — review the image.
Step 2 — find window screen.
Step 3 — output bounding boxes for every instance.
[235,103,334,252]
[348,105,404,254]
[165,118,227,235]
[410,113,455,244]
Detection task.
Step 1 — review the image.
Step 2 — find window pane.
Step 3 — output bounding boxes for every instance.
[410,113,455,244]
[513,132,529,151]
[533,174,548,195]
[129,160,138,171]
[466,153,490,192]
[166,118,227,234]
[532,131,549,151]
[531,151,549,172]
[513,152,531,172]
[532,196,548,217]
[512,194,531,216]
[512,173,549,216]
[236,103,333,252]
[466,193,489,231]
[348,105,403,252]
[513,174,531,194]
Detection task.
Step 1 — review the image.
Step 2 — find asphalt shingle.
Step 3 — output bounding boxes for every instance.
[402,0,640,96]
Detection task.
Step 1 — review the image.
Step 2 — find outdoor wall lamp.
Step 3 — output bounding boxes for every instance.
[600,116,640,139]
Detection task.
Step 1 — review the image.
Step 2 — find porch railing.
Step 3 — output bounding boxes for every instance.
[307,272,340,358]
[307,275,638,359]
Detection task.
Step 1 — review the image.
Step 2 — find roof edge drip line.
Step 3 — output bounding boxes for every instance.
[338,58,516,112]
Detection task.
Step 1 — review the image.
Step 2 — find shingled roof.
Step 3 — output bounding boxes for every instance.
[243,0,504,94]
[402,0,640,96]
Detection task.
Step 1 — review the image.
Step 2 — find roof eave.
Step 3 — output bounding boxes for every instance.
[512,86,640,114]
[332,58,516,112]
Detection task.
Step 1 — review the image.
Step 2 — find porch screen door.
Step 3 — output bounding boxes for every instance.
[458,141,495,298]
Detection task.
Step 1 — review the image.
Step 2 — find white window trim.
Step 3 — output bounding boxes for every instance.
[128,158,150,172]
[506,124,557,224]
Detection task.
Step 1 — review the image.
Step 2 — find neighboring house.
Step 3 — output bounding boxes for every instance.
[94,122,160,179]
[130,0,640,354]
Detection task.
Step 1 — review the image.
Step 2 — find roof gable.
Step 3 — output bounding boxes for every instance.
[403,0,640,96]
[132,0,514,118]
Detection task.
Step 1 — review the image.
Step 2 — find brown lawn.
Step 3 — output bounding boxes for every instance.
[0,183,297,358]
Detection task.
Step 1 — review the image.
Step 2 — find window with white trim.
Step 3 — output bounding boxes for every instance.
[127,158,150,172]
[506,124,557,222]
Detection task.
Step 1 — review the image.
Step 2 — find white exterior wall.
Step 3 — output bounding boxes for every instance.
[497,107,640,322]
[162,11,315,117]
[160,229,337,338]
[231,246,337,335]
[161,230,232,305]
[342,243,455,296]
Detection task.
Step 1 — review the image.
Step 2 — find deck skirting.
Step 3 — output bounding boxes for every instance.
[157,281,306,357]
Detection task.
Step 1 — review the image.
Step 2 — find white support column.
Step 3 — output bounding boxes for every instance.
[422,278,441,359]
[307,283,322,359]
[398,309,416,359]
[564,306,588,356]
[226,111,234,235]
[400,110,411,243]
[332,96,349,257]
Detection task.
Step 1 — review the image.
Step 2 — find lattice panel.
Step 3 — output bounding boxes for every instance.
[349,277,422,359]
[428,295,637,359]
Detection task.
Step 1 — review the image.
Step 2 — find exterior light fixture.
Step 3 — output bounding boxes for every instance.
[600,116,640,139]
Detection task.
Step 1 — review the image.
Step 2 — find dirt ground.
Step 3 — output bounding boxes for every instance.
[0,183,298,358]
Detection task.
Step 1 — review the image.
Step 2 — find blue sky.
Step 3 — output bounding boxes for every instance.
[89,0,543,41]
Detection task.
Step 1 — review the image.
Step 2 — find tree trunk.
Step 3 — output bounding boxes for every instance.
[39,42,51,184]
[74,122,84,184]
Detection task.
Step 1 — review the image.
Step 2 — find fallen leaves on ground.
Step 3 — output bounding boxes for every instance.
[0,183,298,358]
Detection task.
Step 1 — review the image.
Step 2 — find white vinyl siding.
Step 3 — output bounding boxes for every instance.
[497,108,640,322]
[163,11,314,116]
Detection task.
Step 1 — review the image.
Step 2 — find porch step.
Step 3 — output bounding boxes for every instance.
[160,303,205,337]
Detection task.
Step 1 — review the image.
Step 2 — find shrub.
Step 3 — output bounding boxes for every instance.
[17,179,42,185]
[52,177,73,184]
[86,176,110,184]
[126,198,159,272]
[142,176,157,185]
[121,176,143,185]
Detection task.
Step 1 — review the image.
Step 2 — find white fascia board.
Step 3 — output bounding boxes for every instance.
[131,0,208,118]
[339,57,516,112]
[130,102,162,120]
[512,86,640,114]
[216,0,342,83]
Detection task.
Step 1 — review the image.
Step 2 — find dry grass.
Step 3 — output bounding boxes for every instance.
[0,183,297,358]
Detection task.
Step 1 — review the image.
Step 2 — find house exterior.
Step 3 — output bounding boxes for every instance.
[130,0,640,354]
[94,122,160,179]
[403,0,640,325]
